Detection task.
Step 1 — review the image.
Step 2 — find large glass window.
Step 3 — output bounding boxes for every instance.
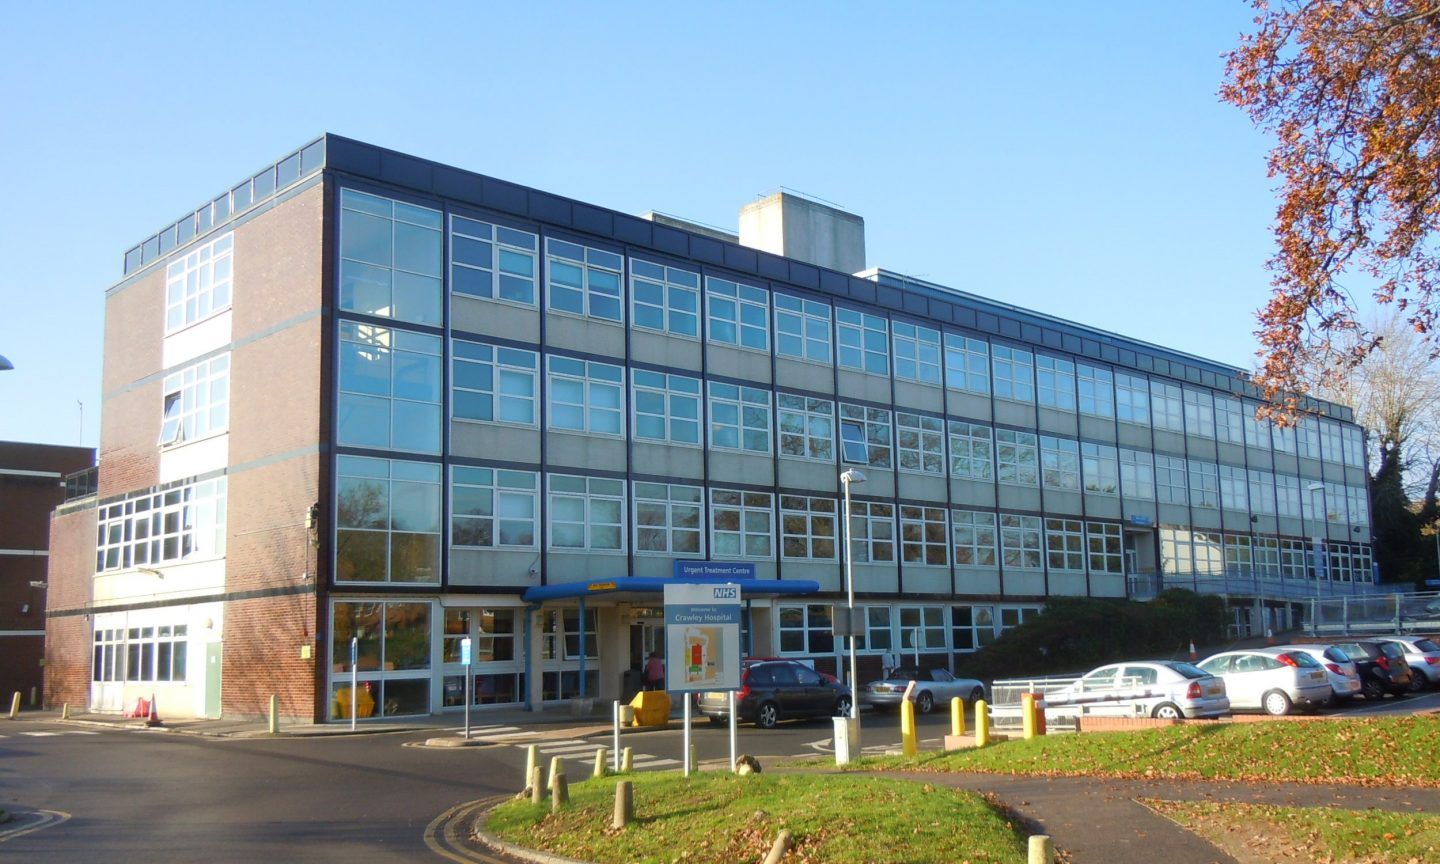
[1150,381,1184,432]
[1224,534,1254,576]
[633,370,701,445]
[451,467,537,548]
[1045,518,1085,572]
[1255,536,1282,577]
[898,607,947,653]
[449,215,537,305]
[1342,426,1365,467]
[1188,460,1220,509]
[546,239,623,322]
[896,412,944,475]
[780,495,837,560]
[94,478,227,572]
[951,510,997,567]
[634,482,703,555]
[777,394,833,461]
[338,321,442,454]
[1248,469,1276,515]
[944,334,989,394]
[848,501,895,563]
[1115,373,1150,425]
[774,293,831,364]
[1077,363,1114,418]
[710,489,773,559]
[1273,423,1297,454]
[837,308,889,375]
[1297,417,1321,458]
[1081,442,1119,495]
[708,382,771,453]
[339,189,442,326]
[336,456,441,584]
[1086,522,1123,574]
[632,259,699,337]
[900,506,949,566]
[1215,395,1244,444]
[1281,537,1307,579]
[1276,474,1302,517]
[951,606,996,653]
[165,233,233,333]
[1155,455,1188,505]
[1119,448,1155,499]
[1040,436,1080,491]
[948,420,993,481]
[1160,527,1194,575]
[451,341,537,425]
[992,345,1034,402]
[839,404,893,468]
[1219,465,1249,511]
[778,605,835,655]
[995,429,1039,486]
[706,277,768,351]
[1245,403,1273,450]
[1036,355,1076,411]
[1319,419,1344,463]
[159,354,229,446]
[548,475,624,552]
[331,600,432,717]
[1348,485,1369,527]
[892,321,941,384]
[999,514,1043,570]
[548,356,624,436]
[1183,389,1215,438]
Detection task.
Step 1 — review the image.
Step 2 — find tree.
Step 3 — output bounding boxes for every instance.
[1222,1,1440,417]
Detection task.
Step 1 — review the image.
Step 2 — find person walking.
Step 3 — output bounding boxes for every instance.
[644,651,665,691]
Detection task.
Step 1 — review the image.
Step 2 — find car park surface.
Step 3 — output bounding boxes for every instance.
[1197,648,1332,715]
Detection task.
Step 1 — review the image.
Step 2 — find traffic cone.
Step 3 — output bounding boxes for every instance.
[1265,628,1275,646]
[1189,641,1197,662]
[145,693,163,727]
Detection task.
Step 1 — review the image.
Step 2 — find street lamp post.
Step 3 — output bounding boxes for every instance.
[840,468,866,720]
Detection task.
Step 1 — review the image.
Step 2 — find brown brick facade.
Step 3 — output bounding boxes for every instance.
[43,501,98,710]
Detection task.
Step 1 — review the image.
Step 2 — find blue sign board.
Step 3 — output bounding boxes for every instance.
[673,560,757,580]
[1425,579,1440,587]
[460,637,472,666]
[1127,514,1153,527]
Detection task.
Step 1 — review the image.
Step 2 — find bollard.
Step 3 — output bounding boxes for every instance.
[689,743,698,773]
[612,780,634,829]
[900,699,917,757]
[951,696,965,737]
[524,744,539,788]
[975,699,990,747]
[762,829,794,864]
[61,702,70,721]
[29,688,37,707]
[550,764,569,811]
[1028,834,1054,864]
[268,694,279,734]
[8,692,19,720]
[529,766,545,805]
[621,746,633,772]
[593,747,608,779]
[1022,693,1037,740]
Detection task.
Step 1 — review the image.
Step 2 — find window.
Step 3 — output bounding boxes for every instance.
[1244,403,1272,450]
[331,600,433,716]
[1355,544,1374,581]
[92,628,123,683]
[1297,417,1321,458]
[1188,460,1220,509]
[1281,538,1307,580]
[780,495,837,560]
[992,345,1034,402]
[1326,481,1347,523]
[634,482,703,555]
[1273,423,1297,455]
[892,322,941,384]
[1036,355,1076,410]
[1193,532,1224,575]
[451,341,538,425]
[837,308,889,375]
[1160,527,1194,575]
[546,239,623,322]
[1330,544,1352,582]
[1183,389,1215,438]
[706,277,768,351]
[944,334,989,394]
[1115,373,1150,425]
[900,506,948,566]
[95,478,226,572]
[848,501,895,563]
[1086,522,1123,574]
[951,606,996,652]
[633,370,701,445]
[1215,395,1244,444]
[778,605,835,655]
[337,321,442,454]
[1077,364,1113,417]
[1342,426,1364,467]
[339,189,442,326]
[998,606,1040,634]
[1040,436,1080,491]
[547,356,624,436]
[774,293,831,363]
[898,607,946,652]
[948,421,993,481]
[451,467,538,548]
[449,215,537,305]
[995,429,1039,486]
[951,510,997,567]
[632,259,699,337]
[159,354,229,445]
[1219,465,1248,511]
[1319,420,1344,463]
[548,475,624,552]
[896,412,944,474]
[112,625,189,683]
[1248,470,1276,515]
[1255,536,1281,577]
[1155,455,1188,505]
[777,394,833,461]
[863,606,893,652]
[335,457,440,583]
[1348,485,1369,527]
[1224,534,1254,575]
[1045,518,1085,571]
[1276,474,1301,517]
[999,514,1043,569]
[839,404,892,468]
[1150,381,1183,432]
[710,489,773,558]
[708,382,771,453]
[1119,448,1155,500]
[165,233,233,332]
[1081,442,1119,495]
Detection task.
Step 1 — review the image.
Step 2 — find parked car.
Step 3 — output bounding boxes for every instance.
[1274,643,1362,704]
[1053,661,1229,720]
[1379,637,1440,691]
[694,659,851,729]
[1333,640,1415,698]
[1196,648,1332,715]
[864,668,986,714]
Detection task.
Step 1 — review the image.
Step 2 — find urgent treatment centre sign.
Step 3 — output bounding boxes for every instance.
[662,582,742,692]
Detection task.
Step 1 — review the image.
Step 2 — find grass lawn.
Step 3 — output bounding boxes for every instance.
[485,771,1027,864]
[857,715,1440,787]
[1144,799,1440,863]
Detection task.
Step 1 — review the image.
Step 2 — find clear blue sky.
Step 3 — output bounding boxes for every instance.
[0,1,1278,449]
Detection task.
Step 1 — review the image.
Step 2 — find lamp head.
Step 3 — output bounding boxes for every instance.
[840,468,867,485]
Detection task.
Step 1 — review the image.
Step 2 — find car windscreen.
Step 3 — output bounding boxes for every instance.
[1415,639,1440,652]
[1162,661,1209,679]
[1380,642,1406,660]
[888,669,921,681]
[1284,651,1321,668]
[1322,646,1350,664]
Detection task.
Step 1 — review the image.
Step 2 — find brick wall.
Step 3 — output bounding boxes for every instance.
[44,502,97,709]
[98,269,164,499]
[221,592,317,720]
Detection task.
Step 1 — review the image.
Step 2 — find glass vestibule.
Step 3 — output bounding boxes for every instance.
[441,607,524,708]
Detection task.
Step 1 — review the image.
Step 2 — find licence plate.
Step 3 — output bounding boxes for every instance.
[705,692,728,701]
[873,685,893,693]
[1205,684,1222,697]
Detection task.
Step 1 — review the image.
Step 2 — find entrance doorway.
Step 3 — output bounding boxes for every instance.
[626,618,664,700]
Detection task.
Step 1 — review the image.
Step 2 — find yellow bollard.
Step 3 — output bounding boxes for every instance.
[61,702,70,720]
[950,696,965,737]
[974,699,990,747]
[1028,833,1055,863]
[900,699,917,757]
[1022,693,1037,740]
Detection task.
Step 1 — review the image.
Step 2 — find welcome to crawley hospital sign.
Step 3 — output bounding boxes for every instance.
[662,582,741,693]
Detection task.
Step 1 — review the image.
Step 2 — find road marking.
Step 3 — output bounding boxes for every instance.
[21,731,61,737]
[423,797,512,864]
[631,758,680,768]
[536,742,597,754]
[441,725,520,735]
[0,809,71,843]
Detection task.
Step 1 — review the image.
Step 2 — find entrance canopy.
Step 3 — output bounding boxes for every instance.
[521,576,820,603]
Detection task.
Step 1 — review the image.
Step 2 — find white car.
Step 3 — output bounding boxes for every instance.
[1197,648,1332,715]
[1053,661,1230,720]
[1274,644,1362,704]
[1381,637,1440,690]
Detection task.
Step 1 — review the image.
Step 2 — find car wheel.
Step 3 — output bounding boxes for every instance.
[1262,689,1293,717]
[834,695,852,717]
[916,691,934,714]
[1362,676,1386,700]
[708,715,726,727]
[1408,672,1427,693]
[1152,702,1182,720]
[969,687,985,704]
[756,701,780,729]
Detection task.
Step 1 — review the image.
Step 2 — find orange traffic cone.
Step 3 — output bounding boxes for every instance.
[1189,641,1197,661]
[145,693,163,727]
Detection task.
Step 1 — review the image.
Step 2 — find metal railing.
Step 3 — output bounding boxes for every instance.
[1129,572,1394,602]
[1303,591,1440,636]
[988,674,1155,732]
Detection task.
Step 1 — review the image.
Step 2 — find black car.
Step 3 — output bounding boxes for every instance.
[694,659,851,729]
[1334,640,1414,698]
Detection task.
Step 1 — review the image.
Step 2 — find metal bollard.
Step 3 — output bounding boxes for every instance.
[900,700,917,757]
[951,696,965,737]
[1022,693,1037,740]
[612,780,634,829]
[1028,834,1054,863]
[593,747,607,779]
[975,699,990,747]
[268,694,279,734]
[621,746,633,772]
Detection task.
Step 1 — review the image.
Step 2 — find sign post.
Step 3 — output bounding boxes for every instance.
[460,636,473,740]
[664,583,742,778]
[349,636,358,732]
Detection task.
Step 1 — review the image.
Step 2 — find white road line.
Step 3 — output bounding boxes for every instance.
[21,732,61,737]
[66,730,100,735]
[441,725,520,734]
[631,758,680,768]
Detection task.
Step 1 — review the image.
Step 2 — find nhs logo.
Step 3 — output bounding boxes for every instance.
[712,586,739,600]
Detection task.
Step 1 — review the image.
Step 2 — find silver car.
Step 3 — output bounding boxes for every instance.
[1053,661,1229,720]
[864,667,986,714]
[1197,648,1332,715]
[1274,643,1362,704]
[1381,637,1440,690]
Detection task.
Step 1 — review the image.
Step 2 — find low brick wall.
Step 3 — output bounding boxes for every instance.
[1075,716,1183,733]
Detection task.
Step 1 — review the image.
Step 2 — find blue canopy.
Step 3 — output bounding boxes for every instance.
[521,576,820,603]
